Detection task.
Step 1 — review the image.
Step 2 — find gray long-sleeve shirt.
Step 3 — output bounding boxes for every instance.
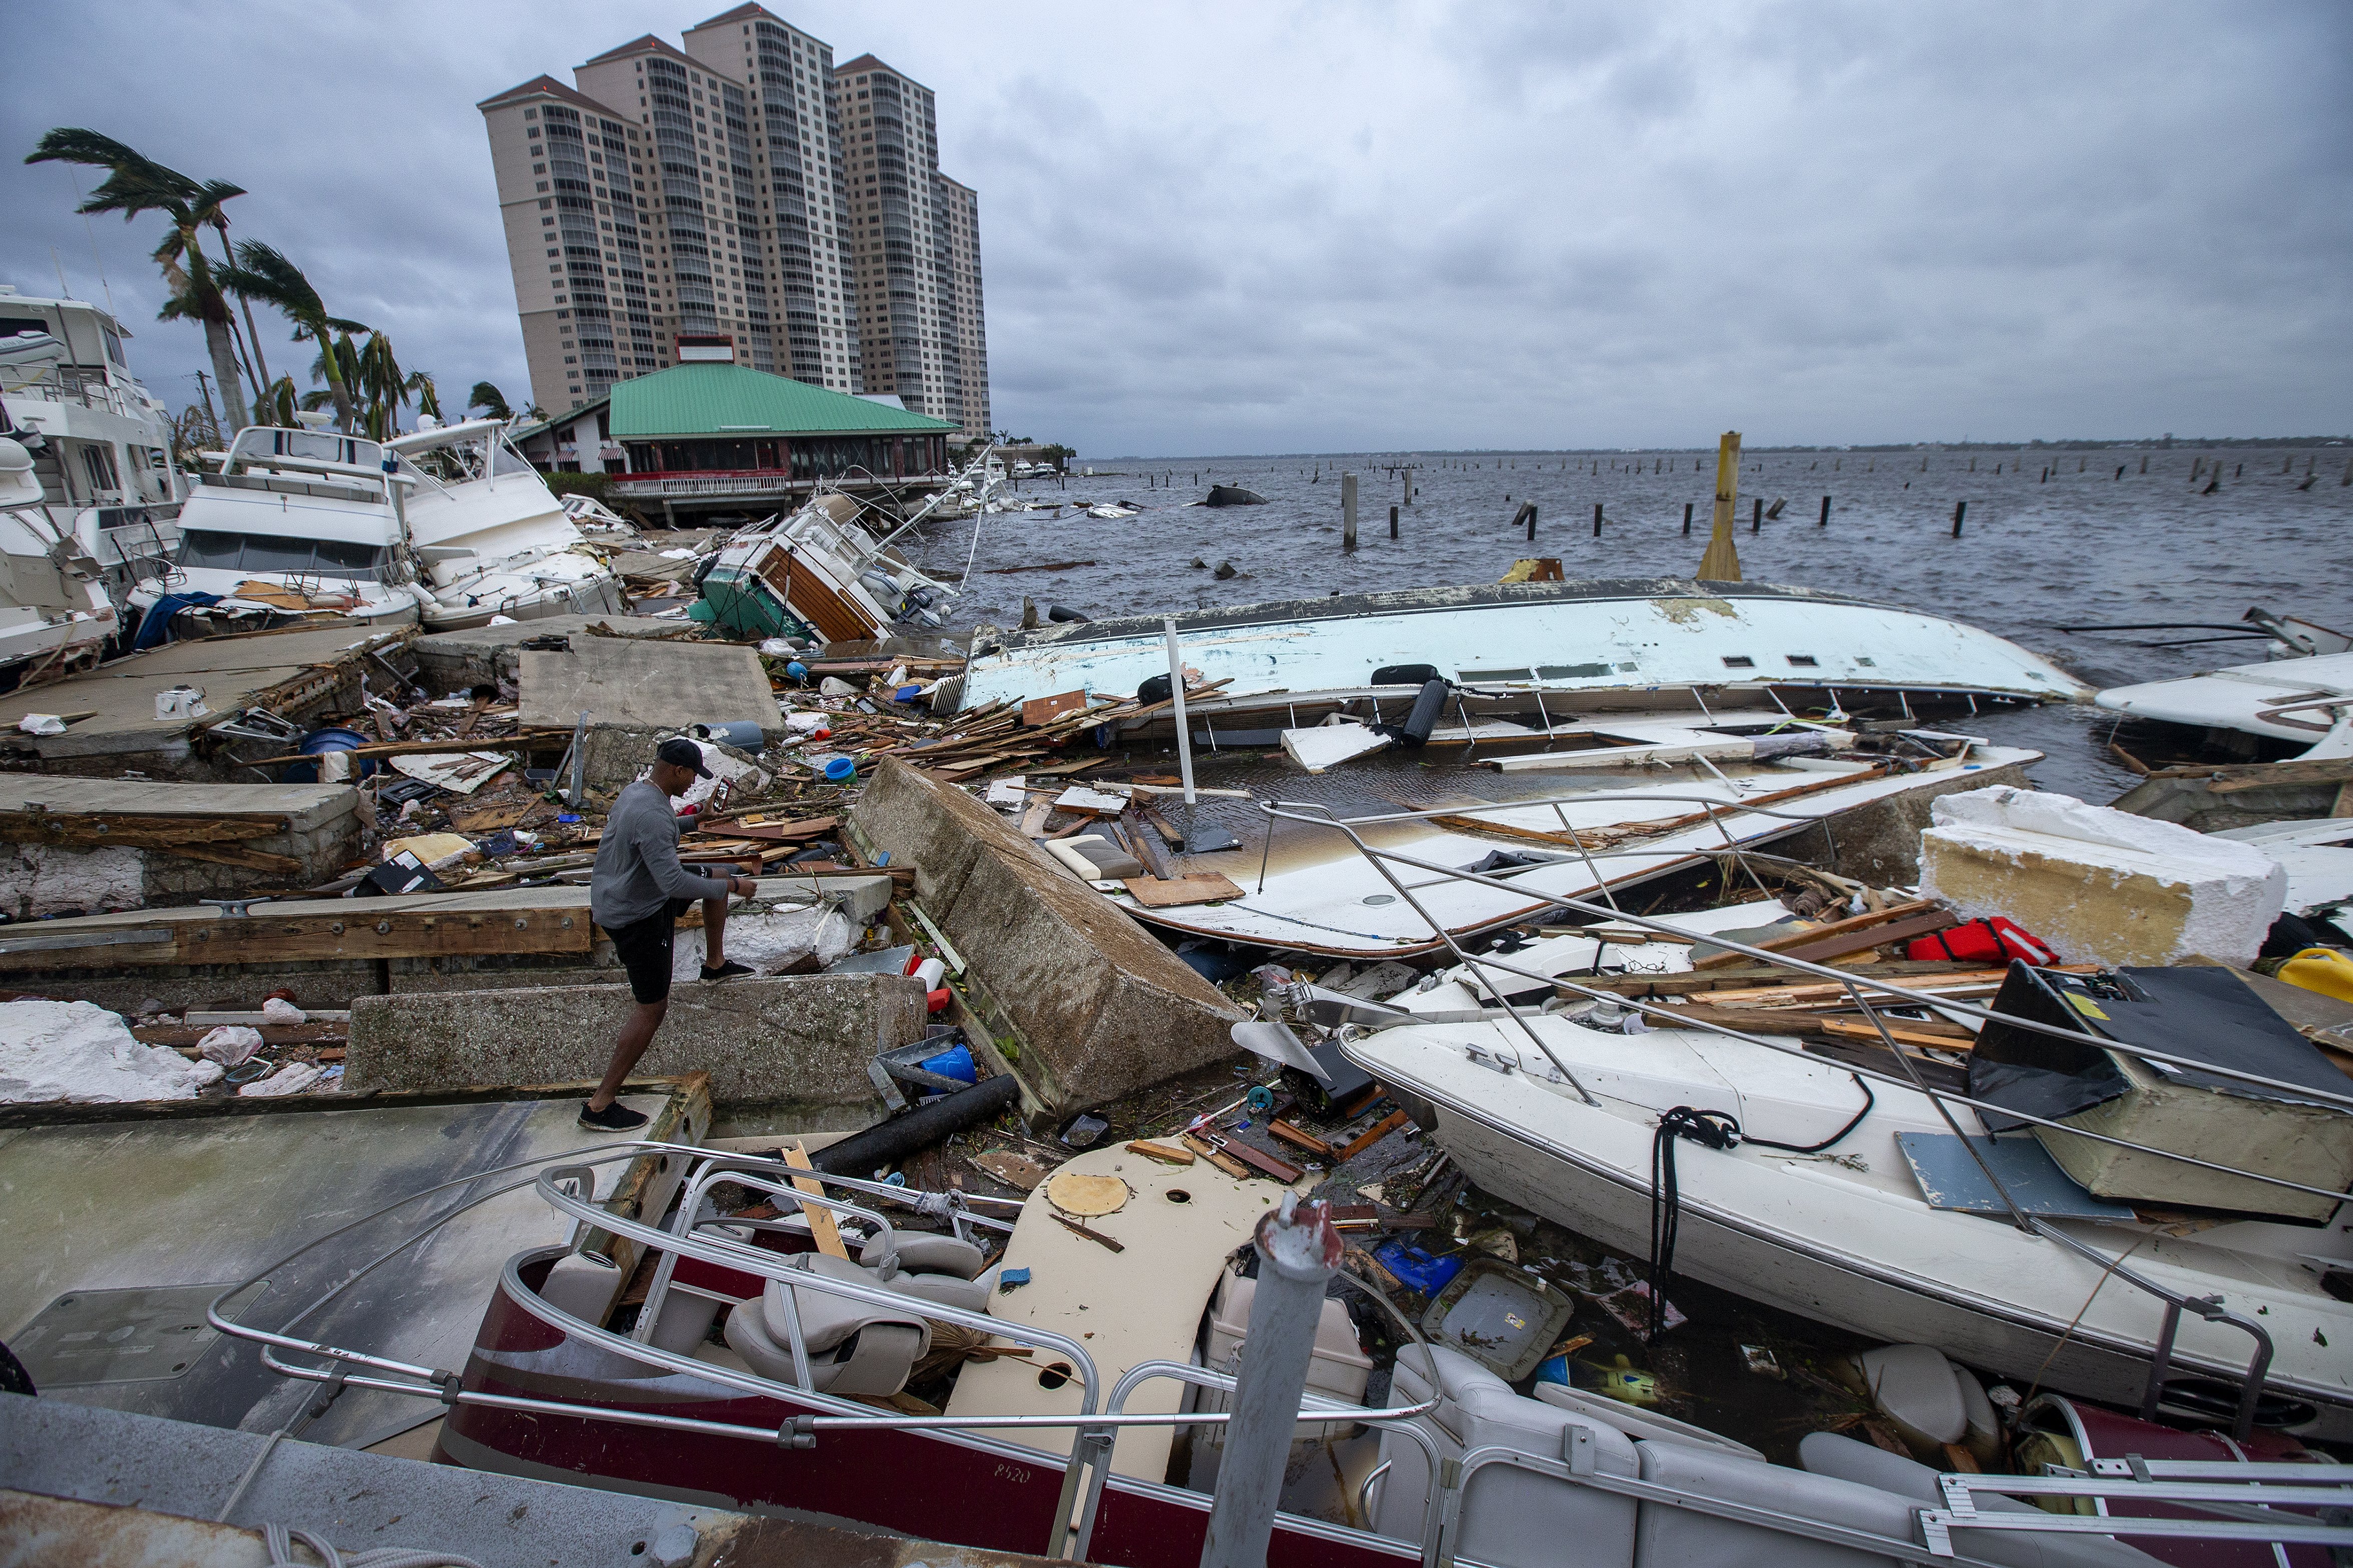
[589,779,732,929]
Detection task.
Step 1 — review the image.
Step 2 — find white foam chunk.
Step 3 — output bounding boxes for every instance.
[0,999,225,1103]
[1918,785,2285,967]
[1280,720,1392,775]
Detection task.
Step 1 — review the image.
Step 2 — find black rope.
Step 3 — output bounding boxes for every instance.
[1643,1075,1875,1342]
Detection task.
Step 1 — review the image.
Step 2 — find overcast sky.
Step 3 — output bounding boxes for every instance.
[5,2,2346,456]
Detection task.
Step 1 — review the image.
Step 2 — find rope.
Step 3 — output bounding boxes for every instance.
[1644,1075,1876,1342]
[263,1524,486,1568]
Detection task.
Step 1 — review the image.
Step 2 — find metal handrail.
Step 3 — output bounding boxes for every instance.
[1256,800,2347,1441]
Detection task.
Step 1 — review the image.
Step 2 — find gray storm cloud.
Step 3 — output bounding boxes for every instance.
[4,0,2345,456]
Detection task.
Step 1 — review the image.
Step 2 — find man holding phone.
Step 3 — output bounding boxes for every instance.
[580,737,759,1131]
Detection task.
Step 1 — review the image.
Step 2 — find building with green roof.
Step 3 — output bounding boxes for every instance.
[512,357,959,520]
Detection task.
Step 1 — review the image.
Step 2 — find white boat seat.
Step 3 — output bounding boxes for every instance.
[1372,1344,1639,1565]
[861,1232,988,1279]
[1531,1381,1765,1459]
[1797,1434,2162,1566]
[722,1253,933,1397]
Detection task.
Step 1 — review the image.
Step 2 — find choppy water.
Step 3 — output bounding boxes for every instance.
[902,447,2353,801]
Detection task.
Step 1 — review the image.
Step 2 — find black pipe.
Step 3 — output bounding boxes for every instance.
[811,1074,1021,1176]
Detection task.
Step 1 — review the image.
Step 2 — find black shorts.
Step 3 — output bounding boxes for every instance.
[607,898,694,1004]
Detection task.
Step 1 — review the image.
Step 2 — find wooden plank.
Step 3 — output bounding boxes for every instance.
[0,902,595,973]
[1693,898,1941,969]
[783,1143,851,1258]
[693,815,838,842]
[1124,1139,1195,1166]
[1819,1017,1977,1051]
[1765,910,1956,967]
[1021,690,1089,727]
[1337,1109,1413,1162]
[1120,872,1244,908]
[1181,1132,1252,1179]
[1214,1137,1303,1183]
[1267,1120,1335,1159]
[2148,756,2353,792]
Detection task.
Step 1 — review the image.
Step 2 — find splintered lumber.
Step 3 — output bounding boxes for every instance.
[783,1143,851,1258]
[1436,765,1893,851]
[1181,1133,1253,1179]
[1818,1016,1978,1051]
[1693,899,1943,969]
[1267,1120,1335,1159]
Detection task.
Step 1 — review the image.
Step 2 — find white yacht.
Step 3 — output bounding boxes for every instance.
[0,434,116,686]
[141,417,627,640]
[0,284,185,610]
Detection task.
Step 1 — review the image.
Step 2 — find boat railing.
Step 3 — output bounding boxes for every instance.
[201,1139,2346,1563]
[1258,796,2350,1441]
[2,364,140,419]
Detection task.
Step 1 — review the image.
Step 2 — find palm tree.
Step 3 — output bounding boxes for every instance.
[467,381,513,422]
[355,332,407,439]
[26,128,252,431]
[215,241,367,433]
[405,370,442,423]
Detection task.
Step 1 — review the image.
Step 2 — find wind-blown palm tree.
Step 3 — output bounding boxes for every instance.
[26,128,252,431]
[406,370,442,424]
[216,242,368,434]
[467,382,513,422]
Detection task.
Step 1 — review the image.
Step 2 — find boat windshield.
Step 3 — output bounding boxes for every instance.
[176,528,390,580]
[228,428,384,473]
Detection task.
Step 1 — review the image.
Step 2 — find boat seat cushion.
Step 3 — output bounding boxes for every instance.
[724,1302,926,1397]
[1640,1439,2163,1568]
[1373,1342,1641,1563]
[1532,1381,1765,1460]
[863,1232,989,1279]
[754,1253,930,1354]
[1796,1434,2162,1566]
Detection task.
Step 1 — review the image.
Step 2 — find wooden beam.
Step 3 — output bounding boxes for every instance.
[1693,898,1941,969]
[783,1142,851,1258]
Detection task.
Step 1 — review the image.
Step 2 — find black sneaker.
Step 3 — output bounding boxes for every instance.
[699,959,755,981]
[578,1100,650,1132]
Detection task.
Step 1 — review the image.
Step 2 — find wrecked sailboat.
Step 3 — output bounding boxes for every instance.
[694,490,962,641]
[950,579,2089,739]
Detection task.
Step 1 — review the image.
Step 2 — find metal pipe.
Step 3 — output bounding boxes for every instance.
[1199,1194,1343,1568]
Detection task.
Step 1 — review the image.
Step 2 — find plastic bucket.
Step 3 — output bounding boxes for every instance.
[818,755,856,783]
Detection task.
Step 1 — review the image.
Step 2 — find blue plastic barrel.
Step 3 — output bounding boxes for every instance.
[284,727,373,783]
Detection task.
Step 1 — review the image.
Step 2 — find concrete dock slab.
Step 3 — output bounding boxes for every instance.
[519,635,777,737]
[413,614,694,694]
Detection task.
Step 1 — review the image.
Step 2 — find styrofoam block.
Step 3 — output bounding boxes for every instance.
[1919,786,2285,966]
[0,999,223,1103]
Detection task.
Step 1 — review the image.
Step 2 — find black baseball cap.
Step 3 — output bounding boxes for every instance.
[656,737,712,778]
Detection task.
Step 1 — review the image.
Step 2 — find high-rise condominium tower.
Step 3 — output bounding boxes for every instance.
[476,5,988,437]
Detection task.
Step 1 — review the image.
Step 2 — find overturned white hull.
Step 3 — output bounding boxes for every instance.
[958,579,2089,720]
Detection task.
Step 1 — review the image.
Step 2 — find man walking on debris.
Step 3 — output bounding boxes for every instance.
[580,737,759,1132]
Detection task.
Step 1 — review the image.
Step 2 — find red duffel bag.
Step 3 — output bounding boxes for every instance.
[1906,916,2058,966]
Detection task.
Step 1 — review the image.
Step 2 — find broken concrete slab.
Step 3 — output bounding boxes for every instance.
[850,757,1247,1118]
[344,972,927,1111]
[411,614,694,696]
[0,626,412,777]
[518,635,776,739]
[0,777,360,912]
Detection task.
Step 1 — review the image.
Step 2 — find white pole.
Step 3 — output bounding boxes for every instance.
[1165,616,1195,806]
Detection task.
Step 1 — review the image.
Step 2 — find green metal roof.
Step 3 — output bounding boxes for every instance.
[608,363,957,439]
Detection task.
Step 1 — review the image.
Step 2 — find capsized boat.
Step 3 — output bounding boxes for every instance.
[2097,653,2353,761]
[694,486,962,642]
[198,1134,2352,1566]
[949,579,2090,729]
[136,418,626,639]
[1324,888,2353,1444]
[1092,727,2040,958]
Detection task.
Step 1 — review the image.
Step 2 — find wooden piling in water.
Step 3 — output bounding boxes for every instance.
[1699,432,1743,581]
[1342,472,1358,545]
[1592,502,1602,538]
[1751,497,1762,533]
[1819,495,1831,526]
[1389,505,1399,539]
[1683,502,1693,535]
[1951,500,1967,537]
